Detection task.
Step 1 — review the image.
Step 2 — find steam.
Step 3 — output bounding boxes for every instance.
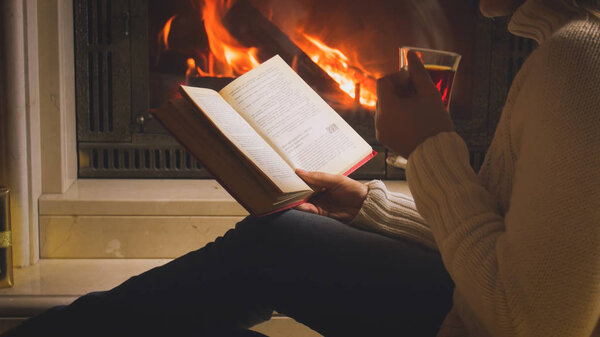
[407,0,453,50]
[249,0,454,75]
[251,0,310,37]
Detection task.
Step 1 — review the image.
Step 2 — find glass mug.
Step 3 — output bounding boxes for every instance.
[386,47,461,169]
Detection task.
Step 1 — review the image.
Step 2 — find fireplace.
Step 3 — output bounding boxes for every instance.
[0,0,540,265]
[74,0,536,180]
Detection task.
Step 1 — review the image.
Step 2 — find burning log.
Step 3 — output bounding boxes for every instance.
[188,76,235,91]
[223,0,355,108]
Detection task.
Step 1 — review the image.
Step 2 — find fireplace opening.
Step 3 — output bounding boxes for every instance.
[75,0,536,179]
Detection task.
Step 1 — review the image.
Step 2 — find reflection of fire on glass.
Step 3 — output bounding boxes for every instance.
[424,65,455,108]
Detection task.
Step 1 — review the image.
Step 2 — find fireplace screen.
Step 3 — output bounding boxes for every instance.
[75,0,536,179]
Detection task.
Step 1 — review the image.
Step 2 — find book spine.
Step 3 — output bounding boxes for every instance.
[0,187,14,288]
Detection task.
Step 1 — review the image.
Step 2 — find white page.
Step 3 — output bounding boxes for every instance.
[181,86,310,193]
[220,55,372,174]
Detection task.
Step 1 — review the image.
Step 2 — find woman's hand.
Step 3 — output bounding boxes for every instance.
[294,169,367,223]
[375,51,454,158]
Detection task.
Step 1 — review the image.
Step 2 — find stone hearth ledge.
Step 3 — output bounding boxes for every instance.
[39,179,410,216]
[36,179,411,259]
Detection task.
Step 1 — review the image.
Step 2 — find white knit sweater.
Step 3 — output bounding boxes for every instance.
[351,0,600,336]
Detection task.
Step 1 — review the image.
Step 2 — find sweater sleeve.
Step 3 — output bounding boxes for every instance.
[349,180,437,250]
[406,29,600,336]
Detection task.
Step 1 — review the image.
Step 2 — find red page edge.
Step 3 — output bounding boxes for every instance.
[342,150,377,176]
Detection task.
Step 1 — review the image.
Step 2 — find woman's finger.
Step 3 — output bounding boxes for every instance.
[295,202,319,215]
[376,75,397,104]
[295,170,340,189]
[378,71,412,97]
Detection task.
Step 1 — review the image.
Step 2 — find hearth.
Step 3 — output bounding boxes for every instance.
[74,0,536,179]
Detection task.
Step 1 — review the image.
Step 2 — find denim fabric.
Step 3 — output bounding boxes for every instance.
[4,210,453,337]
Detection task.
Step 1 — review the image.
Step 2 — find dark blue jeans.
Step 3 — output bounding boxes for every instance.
[5,210,453,337]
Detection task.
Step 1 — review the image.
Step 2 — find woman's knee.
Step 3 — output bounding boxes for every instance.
[235,210,311,237]
[232,210,340,256]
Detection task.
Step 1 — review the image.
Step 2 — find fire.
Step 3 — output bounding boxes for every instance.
[200,0,259,77]
[158,1,258,78]
[300,34,377,107]
[157,0,378,108]
[185,58,197,83]
[158,15,175,51]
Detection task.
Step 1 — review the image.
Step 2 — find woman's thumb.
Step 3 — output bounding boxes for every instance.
[295,170,338,189]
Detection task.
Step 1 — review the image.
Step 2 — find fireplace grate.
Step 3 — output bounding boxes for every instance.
[78,143,209,178]
[75,0,132,143]
[75,0,214,178]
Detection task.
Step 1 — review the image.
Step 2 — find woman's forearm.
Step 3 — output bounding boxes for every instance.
[350,180,437,250]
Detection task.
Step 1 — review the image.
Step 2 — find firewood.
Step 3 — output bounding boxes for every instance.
[223,0,354,108]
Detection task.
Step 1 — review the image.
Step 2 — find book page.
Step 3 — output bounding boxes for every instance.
[180,86,310,193]
[220,55,372,174]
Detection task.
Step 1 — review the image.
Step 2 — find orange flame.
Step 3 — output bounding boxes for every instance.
[158,15,176,50]
[157,1,378,108]
[299,34,377,107]
[185,58,197,83]
[200,0,260,76]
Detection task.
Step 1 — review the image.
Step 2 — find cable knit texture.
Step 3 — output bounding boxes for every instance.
[351,180,437,250]
[352,0,600,335]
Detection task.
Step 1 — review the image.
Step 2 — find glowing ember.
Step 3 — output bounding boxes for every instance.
[185,58,197,83]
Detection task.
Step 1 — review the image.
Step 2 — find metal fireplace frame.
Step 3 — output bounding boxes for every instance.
[74,0,536,180]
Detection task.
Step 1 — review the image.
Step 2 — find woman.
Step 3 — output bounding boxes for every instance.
[5,0,599,336]
[372,0,600,335]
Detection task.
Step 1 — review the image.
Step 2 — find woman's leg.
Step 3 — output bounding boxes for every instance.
[5,210,453,337]
[238,210,454,337]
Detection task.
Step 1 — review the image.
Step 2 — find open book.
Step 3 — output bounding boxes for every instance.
[154,55,375,216]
